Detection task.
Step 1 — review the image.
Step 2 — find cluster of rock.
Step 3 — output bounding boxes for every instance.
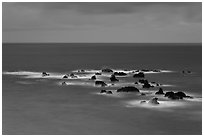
[155,88,192,100]
[42,72,49,77]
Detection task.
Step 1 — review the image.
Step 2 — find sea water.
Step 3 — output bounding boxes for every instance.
[2,43,202,135]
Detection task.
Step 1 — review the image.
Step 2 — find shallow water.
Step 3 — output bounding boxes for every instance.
[2,43,202,135]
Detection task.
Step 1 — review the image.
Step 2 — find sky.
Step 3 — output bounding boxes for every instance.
[2,2,202,43]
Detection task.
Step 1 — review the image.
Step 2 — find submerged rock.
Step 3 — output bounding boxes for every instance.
[110,74,119,82]
[117,86,140,92]
[133,72,145,78]
[114,72,127,76]
[102,68,113,73]
[95,81,107,87]
[42,72,49,76]
[155,88,164,95]
[148,97,159,105]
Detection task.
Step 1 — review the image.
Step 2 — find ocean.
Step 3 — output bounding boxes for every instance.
[2,43,202,135]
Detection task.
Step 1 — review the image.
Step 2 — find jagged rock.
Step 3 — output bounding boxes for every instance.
[63,75,68,78]
[148,97,159,105]
[100,90,107,93]
[95,81,107,87]
[110,74,119,82]
[91,75,96,80]
[117,86,139,92]
[155,88,164,95]
[42,72,49,76]
[133,72,145,78]
[102,68,113,73]
[114,72,127,76]
[95,72,101,75]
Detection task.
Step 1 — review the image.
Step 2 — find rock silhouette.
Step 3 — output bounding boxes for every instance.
[114,72,127,76]
[117,86,139,92]
[155,88,164,94]
[110,75,119,82]
[95,81,107,87]
[42,72,49,76]
[102,68,113,73]
[133,72,145,78]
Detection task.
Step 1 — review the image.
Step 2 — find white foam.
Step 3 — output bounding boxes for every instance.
[125,100,187,110]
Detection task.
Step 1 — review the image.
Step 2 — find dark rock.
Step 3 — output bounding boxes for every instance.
[42,72,49,76]
[100,90,107,93]
[61,82,67,85]
[165,91,192,100]
[69,73,77,78]
[102,68,113,73]
[153,69,161,72]
[164,91,182,100]
[106,91,113,94]
[148,97,159,105]
[141,69,150,72]
[143,83,154,88]
[156,83,160,86]
[135,82,139,84]
[78,69,85,72]
[95,81,107,87]
[95,72,101,75]
[175,91,186,98]
[114,72,127,76]
[91,75,96,80]
[139,79,154,88]
[185,95,193,99]
[141,93,146,96]
[117,86,140,92]
[110,74,119,82]
[140,100,146,104]
[63,75,68,78]
[155,88,164,95]
[133,72,145,78]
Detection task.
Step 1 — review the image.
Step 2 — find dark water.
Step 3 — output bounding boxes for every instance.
[2,43,202,135]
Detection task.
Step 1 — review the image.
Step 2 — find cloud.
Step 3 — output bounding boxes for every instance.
[2,2,202,43]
